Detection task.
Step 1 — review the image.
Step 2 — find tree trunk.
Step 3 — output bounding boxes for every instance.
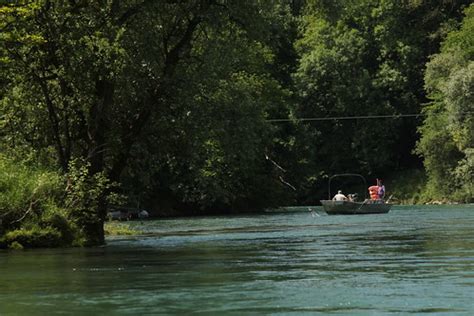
[82,79,114,246]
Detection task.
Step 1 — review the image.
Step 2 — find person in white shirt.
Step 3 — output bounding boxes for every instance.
[332,190,348,201]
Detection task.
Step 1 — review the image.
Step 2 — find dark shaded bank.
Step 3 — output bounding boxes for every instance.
[143,168,429,218]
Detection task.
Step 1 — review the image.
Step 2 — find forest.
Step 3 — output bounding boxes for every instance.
[0,0,473,247]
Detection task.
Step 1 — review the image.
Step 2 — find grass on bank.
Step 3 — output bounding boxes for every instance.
[0,155,81,249]
[104,221,143,236]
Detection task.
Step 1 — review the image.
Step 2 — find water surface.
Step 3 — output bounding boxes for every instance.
[1,205,474,315]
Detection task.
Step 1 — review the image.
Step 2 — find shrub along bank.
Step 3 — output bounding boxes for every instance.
[0,155,76,248]
[0,155,115,249]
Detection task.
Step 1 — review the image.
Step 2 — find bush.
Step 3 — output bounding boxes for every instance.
[0,226,63,248]
[0,154,63,231]
[0,154,81,248]
[387,169,428,204]
[40,203,77,245]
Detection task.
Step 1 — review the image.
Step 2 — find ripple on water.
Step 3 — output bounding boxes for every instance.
[1,206,474,315]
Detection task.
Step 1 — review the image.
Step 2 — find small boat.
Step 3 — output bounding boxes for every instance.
[320,174,392,215]
[320,199,391,215]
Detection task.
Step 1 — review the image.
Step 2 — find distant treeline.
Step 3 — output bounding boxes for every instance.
[1,0,472,247]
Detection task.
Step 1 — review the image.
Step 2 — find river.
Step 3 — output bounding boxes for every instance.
[1,205,474,315]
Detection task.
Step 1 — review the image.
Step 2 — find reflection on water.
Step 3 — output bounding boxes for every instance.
[1,205,474,315]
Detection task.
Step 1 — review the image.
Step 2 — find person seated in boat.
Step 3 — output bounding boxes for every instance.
[332,190,348,201]
[377,179,385,200]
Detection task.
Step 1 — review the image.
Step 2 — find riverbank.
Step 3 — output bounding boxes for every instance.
[2,156,469,249]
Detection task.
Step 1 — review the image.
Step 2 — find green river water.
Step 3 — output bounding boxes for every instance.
[1,205,474,315]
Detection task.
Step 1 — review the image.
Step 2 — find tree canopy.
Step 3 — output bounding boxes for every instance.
[294,0,471,184]
[417,4,474,202]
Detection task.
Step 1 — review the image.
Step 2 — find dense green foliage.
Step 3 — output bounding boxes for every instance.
[1,0,297,244]
[1,1,472,246]
[417,4,474,202]
[293,0,471,202]
[0,154,77,248]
